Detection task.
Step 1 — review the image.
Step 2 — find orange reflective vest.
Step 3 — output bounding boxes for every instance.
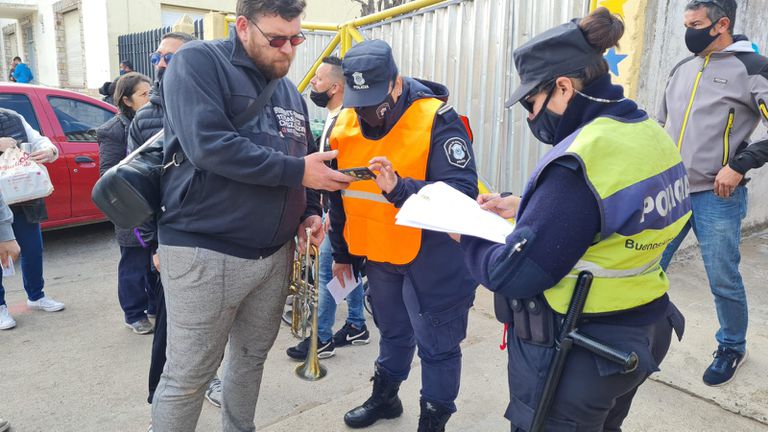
[330,98,444,265]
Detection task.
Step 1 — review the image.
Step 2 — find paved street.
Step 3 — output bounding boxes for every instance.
[1,223,767,431]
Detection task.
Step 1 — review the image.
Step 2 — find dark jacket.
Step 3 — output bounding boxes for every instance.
[97,114,142,247]
[328,77,479,312]
[158,33,321,259]
[127,84,164,247]
[461,75,669,325]
[128,86,164,152]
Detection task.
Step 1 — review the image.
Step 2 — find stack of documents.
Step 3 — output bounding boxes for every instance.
[395,182,515,244]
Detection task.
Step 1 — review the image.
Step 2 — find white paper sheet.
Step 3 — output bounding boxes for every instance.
[396,182,515,244]
[327,273,360,305]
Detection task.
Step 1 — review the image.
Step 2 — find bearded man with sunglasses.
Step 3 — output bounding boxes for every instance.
[151,1,352,430]
[658,0,768,387]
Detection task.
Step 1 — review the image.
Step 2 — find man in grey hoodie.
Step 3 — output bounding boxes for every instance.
[658,0,768,387]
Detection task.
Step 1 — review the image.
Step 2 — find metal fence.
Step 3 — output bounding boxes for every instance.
[117,19,204,81]
[289,0,589,193]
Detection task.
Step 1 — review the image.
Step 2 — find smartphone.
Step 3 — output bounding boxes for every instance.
[339,167,376,181]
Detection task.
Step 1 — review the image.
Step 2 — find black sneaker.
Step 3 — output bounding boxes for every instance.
[333,323,371,347]
[703,347,748,386]
[286,336,335,360]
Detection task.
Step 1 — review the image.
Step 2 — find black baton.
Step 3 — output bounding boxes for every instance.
[529,271,639,432]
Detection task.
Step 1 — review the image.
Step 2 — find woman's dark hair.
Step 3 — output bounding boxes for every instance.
[529,7,624,95]
[114,72,151,116]
[571,7,625,85]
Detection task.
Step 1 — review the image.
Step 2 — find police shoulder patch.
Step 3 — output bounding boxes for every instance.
[444,137,471,168]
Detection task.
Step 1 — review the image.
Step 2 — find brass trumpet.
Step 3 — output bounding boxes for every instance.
[288,227,327,381]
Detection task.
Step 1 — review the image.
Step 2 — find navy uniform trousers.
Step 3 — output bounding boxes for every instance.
[505,301,685,432]
[366,259,475,413]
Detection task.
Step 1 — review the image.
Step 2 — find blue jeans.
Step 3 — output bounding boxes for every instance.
[660,186,748,353]
[0,210,45,306]
[316,233,365,342]
[118,246,158,323]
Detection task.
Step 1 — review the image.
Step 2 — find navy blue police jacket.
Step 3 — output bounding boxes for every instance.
[329,77,479,312]
[159,33,321,259]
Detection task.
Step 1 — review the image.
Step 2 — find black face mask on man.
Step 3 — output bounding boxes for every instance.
[685,22,720,55]
[526,86,562,145]
[310,87,333,108]
[356,94,395,128]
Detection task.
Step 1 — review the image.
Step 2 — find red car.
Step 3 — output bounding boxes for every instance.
[0,83,115,229]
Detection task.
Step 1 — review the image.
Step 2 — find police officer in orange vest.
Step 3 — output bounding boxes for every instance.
[328,40,479,432]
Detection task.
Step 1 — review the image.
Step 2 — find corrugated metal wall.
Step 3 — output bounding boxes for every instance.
[288,0,589,193]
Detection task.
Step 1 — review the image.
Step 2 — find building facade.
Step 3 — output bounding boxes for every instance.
[0,0,236,91]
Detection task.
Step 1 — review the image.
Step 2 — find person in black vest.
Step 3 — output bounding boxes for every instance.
[0,108,63,329]
[96,72,154,335]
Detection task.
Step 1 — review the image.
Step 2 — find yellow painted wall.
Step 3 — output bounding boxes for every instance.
[106,0,236,78]
[304,0,361,23]
[592,0,648,99]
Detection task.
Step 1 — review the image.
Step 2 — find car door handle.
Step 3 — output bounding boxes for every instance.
[74,156,95,164]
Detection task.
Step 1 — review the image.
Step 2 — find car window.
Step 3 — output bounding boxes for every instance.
[48,96,114,142]
[0,93,42,132]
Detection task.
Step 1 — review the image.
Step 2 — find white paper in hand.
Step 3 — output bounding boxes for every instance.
[1,256,15,277]
[396,182,514,244]
[327,273,359,305]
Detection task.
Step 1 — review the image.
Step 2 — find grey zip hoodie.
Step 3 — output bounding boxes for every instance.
[658,36,768,193]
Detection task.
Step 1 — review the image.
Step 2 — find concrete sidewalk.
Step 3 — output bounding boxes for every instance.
[1,224,767,431]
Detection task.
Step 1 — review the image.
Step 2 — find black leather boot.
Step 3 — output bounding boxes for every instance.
[343,368,403,428]
[417,399,452,432]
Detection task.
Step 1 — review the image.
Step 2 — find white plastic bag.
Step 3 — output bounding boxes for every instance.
[0,146,54,205]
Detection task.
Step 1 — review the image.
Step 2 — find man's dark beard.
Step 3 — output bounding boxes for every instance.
[254,58,291,80]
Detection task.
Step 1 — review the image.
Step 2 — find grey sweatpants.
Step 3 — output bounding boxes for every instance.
[151,243,292,432]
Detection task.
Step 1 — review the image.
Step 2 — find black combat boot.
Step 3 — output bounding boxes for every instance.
[343,367,403,428]
[417,399,452,432]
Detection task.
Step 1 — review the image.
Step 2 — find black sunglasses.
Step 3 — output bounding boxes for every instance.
[150,52,173,66]
[250,20,306,48]
[520,81,556,114]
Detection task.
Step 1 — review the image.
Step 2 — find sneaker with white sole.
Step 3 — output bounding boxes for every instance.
[0,417,10,432]
[205,377,222,408]
[125,318,154,335]
[703,347,748,386]
[333,323,371,347]
[0,305,16,330]
[286,336,335,360]
[27,296,65,312]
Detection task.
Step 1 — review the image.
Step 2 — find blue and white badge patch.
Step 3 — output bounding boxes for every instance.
[444,138,471,168]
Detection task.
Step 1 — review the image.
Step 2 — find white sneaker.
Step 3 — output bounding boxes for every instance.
[0,305,16,330]
[27,296,65,312]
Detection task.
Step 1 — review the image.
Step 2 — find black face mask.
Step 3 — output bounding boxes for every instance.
[685,23,720,55]
[310,88,332,108]
[156,67,166,83]
[356,94,395,128]
[526,87,562,145]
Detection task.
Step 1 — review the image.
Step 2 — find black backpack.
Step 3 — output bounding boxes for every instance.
[91,79,279,229]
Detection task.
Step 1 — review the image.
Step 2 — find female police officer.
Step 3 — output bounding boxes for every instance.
[328,40,478,432]
[456,8,688,431]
